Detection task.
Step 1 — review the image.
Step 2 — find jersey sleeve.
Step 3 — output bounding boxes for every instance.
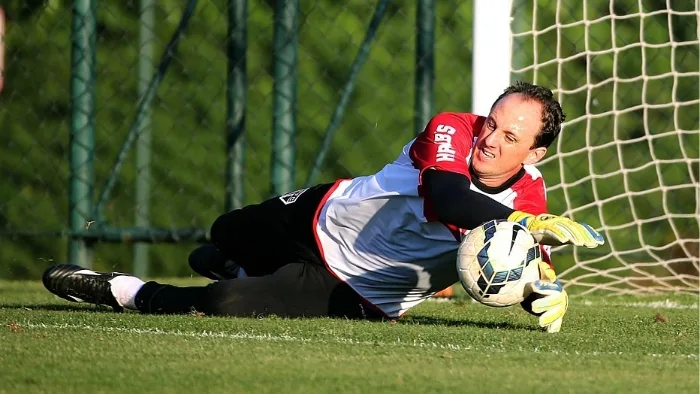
[512,175,554,267]
[409,112,482,182]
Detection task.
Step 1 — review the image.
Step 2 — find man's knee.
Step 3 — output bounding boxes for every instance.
[210,209,252,258]
[188,244,227,280]
[209,212,232,248]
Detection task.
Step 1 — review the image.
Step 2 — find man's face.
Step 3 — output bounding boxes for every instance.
[470,94,548,186]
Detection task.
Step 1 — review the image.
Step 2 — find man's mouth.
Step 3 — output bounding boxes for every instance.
[480,149,495,159]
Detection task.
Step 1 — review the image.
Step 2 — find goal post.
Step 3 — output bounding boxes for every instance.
[471,0,513,116]
[474,0,700,294]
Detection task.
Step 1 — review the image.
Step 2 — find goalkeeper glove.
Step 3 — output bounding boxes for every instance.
[508,211,605,248]
[521,261,568,333]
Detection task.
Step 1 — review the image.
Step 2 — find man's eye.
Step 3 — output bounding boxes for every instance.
[487,121,496,130]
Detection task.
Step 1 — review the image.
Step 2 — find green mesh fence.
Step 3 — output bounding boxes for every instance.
[0,1,697,293]
[0,1,474,279]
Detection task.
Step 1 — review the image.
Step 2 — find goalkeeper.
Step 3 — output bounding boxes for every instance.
[42,82,603,333]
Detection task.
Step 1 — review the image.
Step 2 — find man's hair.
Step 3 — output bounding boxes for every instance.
[490,81,566,149]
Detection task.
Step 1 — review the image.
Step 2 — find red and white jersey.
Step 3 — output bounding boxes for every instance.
[312,112,550,318]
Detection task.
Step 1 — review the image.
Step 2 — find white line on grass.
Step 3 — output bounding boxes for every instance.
[580,299,699,310]
[19,322,698,359]
[427,298,699,309]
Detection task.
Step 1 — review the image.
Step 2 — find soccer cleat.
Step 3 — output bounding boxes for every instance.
[188,244,241,280]
[42,264,126,312]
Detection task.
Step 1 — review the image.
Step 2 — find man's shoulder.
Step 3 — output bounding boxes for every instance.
[511,166,548,212]
[512,165,548,195]
[522,165,545,182]
[432,111,485,125]
[513,165,548,201]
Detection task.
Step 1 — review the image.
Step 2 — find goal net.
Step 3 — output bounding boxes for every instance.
[510,0,699,294]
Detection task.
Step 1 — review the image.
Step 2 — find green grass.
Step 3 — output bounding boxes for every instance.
[1,279,698,393]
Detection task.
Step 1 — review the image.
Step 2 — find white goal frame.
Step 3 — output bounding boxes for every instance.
[472,0,700,295]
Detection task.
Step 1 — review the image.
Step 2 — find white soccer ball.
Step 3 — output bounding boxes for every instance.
[457,220,542,307]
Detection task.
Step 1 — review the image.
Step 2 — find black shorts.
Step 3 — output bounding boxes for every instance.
[135,183,386,319]
[209,183,332,277]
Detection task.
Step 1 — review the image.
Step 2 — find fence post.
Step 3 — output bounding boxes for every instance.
[472,0,513,115]
[133,0,155,277]
[0,7,5,93]
[69,0,97,268]
[304,0,391,187]
[270,0,299,196]
[225,0,247,212]
[414,0,435,136]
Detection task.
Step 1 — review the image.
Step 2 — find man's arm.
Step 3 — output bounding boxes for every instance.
[410,112,513,228]
[422,167,602,248]
[422,169,515,228]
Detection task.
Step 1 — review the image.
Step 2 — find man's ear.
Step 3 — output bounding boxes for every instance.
[523,147,547,165]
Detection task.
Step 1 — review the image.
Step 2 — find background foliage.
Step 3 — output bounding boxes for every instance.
[0,0,697,284]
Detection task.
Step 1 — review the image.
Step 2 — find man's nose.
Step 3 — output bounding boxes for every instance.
[483,130,500,146]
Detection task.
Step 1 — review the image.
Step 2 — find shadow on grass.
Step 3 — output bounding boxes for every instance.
[1,304,536,331]
[396,315,537,331]
[0,303,117,313]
